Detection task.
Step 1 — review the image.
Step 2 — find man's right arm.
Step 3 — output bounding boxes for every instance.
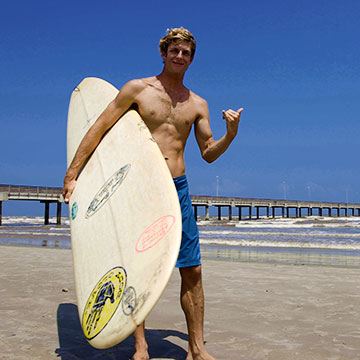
[63,79,144,203]
[194,98,243,164]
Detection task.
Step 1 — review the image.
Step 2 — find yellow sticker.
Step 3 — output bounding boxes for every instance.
[82,267,127,340]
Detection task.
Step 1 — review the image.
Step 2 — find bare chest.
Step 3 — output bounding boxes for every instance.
[135,87,198,133]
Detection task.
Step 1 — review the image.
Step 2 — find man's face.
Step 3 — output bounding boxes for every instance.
[161,40,193,74]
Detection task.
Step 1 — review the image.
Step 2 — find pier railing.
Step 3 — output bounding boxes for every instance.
[190,195,355,209]
[0,184,63,201]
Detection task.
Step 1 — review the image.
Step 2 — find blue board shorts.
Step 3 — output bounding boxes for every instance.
[173,175,202,268]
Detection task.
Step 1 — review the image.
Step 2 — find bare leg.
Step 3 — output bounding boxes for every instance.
[180,265,216,360]
[132,322,149,360]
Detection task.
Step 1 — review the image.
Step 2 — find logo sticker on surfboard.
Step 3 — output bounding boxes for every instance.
[122,286,137,315]
[82,267,127,340]
[136,215,176,252]
[71,202,78,220]
[86,164,131,218]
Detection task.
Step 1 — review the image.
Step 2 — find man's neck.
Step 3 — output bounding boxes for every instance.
[157,70,185,91]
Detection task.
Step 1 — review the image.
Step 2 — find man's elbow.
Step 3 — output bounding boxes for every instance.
[202,151,216,163]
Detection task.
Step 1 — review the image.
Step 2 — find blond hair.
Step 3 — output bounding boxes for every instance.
[159,27,196,58]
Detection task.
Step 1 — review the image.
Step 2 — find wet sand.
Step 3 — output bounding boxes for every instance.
[1,245,360,359]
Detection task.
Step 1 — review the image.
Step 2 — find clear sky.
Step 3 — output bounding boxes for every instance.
[1,0,359,215]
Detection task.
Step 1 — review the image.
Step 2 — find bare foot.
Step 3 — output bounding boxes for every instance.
[131,349,150,360]
[186,349,216,360]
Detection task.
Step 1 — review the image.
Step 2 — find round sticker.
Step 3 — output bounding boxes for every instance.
[122,286,137,315]
[82,266,127,340]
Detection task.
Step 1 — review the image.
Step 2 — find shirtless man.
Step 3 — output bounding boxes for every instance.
[63,27,243,360]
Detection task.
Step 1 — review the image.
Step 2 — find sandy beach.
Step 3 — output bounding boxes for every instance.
[1,245,360,360]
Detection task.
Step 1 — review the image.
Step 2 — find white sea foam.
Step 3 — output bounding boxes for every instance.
[2,216,45,225]
[200,230,360,238]
[200,238,360,250]
[0,230,70,236]
[1,216,70,226]
[198,217,360,228]
[234,217,360,228]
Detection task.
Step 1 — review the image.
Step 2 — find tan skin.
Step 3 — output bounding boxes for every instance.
[63,40,243,360]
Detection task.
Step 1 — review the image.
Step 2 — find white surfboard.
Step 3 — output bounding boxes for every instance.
[67,77,182,349]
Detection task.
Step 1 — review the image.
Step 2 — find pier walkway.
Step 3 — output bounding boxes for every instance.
[0,184,63,225]
[1,184,359,225]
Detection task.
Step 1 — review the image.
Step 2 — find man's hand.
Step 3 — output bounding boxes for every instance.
[62,176,77,204]
[222,108,244,138]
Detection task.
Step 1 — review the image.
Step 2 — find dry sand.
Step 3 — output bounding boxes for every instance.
[0,245,360,360]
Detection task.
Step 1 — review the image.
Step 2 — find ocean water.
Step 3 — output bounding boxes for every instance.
[199,217,360,250]
[1,216,360,267]
[198,217,360,267]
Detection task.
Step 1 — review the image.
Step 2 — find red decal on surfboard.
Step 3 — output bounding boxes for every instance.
[136,215,176,253]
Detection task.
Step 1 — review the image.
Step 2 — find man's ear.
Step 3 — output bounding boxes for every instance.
[161,51,167,63]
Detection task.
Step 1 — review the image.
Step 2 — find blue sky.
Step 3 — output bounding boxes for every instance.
[1,0,359,215]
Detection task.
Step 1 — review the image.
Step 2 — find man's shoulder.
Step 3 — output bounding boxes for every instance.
[123,78,147,91]
[123,76,159,92]
[189,90,208,108]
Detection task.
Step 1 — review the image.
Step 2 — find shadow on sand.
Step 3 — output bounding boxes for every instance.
[56,303,188,360]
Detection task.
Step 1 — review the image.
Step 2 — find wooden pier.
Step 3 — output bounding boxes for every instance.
[1,184,360,225]
[191,195,360,221]
[0,184,63,225]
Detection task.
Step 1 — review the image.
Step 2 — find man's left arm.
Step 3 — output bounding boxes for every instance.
[194,99,244,163]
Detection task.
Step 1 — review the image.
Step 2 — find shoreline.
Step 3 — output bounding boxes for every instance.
[1,242,360,268]
[1,215,360,268]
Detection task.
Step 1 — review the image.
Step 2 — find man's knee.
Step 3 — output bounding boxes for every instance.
[179,265,202,284]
